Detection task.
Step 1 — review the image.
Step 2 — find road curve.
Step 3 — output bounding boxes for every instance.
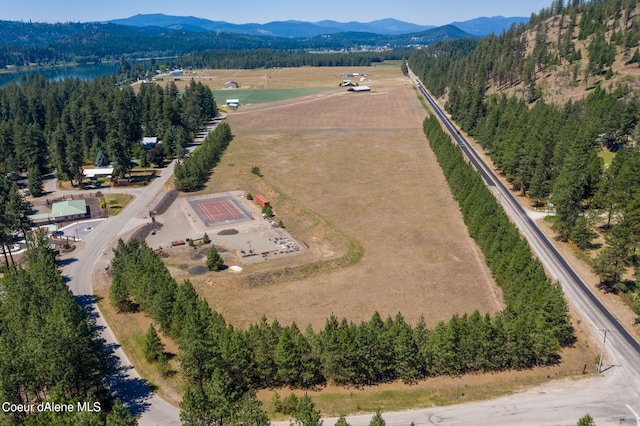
[63,160,185,424]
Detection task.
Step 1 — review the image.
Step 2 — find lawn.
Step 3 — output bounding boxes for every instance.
[212,87,336,105]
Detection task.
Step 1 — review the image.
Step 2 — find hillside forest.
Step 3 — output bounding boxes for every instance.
[410,0,640,316]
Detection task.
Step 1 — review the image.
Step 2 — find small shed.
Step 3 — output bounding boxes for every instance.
[224,81,239,89]
[254,194,270,208]
[348,85,371,92]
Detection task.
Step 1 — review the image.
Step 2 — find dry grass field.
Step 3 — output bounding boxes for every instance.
[152,65,382,91]
[183,64,505,330]
[96,64,600,414]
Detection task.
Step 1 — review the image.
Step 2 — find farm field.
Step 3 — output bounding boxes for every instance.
[211,87,336,105]
[182,63,506,330]
[95,63,598,413]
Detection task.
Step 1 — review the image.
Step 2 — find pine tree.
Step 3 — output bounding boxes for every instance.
[110,276,133,313]
[144,324,165,363]
[335,414,351,426]
[291,394,322,426]
[96,150,108,167]
[577,413,596,426]
[206,245,224,271]
[369,411,386,426]
[106,398,138,426]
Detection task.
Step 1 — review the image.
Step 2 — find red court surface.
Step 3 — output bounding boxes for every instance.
[191,198,248,225]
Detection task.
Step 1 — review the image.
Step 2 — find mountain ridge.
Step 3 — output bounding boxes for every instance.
[106,13,526,37]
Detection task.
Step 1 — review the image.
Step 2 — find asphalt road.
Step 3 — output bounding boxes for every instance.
[64,158,181,425]
[59,117,226,423]
[397,68,640,425]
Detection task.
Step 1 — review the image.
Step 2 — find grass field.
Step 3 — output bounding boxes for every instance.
[185,63,505,330]
[99,62,598,415]
[597,148,616,169]
[212,88,336,105]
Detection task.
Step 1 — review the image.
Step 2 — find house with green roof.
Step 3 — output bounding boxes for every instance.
[29,200,88,224]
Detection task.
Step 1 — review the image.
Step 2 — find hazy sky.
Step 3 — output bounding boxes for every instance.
[4,0,553,26]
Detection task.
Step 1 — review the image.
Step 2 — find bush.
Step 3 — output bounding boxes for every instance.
[251,166,262,176]
[246,193,253,200]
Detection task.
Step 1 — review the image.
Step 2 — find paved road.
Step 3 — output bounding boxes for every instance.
[64,157,181,425]
[59,117,226,423]
[389,68,640,425]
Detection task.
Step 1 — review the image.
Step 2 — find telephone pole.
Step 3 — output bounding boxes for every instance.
[597,329,612,373]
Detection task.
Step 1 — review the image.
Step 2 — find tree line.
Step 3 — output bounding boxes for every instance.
[0,17,453,69]
[0,231,136,425]
[410,0,640,315]
[0,74,216,194]
[0,175,32,269]
[173,121,232,192]
[109,116,574,423]
[170,49,410,71]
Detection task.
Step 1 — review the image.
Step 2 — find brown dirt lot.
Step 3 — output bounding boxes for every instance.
[182,64,505,330]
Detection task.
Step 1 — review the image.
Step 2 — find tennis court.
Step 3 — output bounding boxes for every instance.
[188,193,252,227]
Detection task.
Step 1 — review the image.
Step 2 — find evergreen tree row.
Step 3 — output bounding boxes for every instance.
[171,49,410,70]
[109,138,574,423]
[422,115,574,351]
[0,231,136,425]
[410,0,640,311]
[173,121,232,192]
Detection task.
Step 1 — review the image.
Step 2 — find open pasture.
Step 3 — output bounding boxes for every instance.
[211,87,335,105]
[186,63,505,330]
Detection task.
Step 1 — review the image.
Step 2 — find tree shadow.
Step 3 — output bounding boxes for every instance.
[57,257,78,267]
[75,294,154,417]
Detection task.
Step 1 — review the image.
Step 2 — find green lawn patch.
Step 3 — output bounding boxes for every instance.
[211,88,335,105]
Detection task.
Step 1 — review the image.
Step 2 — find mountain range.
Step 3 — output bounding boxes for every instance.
[107,14,528,38]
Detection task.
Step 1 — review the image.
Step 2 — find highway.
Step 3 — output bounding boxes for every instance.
[400,68,640,425]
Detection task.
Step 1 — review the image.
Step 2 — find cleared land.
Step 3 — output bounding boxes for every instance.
[211,88,336,105]
[177,64,505,330]
[96,64,598,413]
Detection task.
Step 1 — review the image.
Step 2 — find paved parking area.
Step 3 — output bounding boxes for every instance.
[57,219,107,241]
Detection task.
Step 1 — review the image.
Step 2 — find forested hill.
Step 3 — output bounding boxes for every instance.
[0,20,471,68]
[409,0,640,317]
[411,0,640,105]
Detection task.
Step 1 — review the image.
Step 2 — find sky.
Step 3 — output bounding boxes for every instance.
[4,0,553,26]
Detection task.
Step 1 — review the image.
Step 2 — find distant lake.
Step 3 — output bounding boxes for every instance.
[0,62,120,87]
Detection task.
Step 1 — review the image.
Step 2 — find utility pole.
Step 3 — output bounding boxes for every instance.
[597,329,611,373]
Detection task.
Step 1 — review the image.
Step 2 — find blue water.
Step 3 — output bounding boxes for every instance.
[0,62,121,87]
